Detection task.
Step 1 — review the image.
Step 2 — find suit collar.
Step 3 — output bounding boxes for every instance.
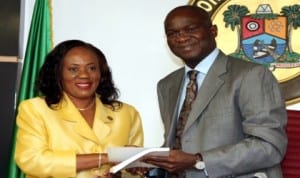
[56,93,112,144]
[185,48,219,75]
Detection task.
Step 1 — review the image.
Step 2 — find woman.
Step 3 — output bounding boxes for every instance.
[14,40,144,178]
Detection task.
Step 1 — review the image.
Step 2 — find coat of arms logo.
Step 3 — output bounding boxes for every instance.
[189,0,300,105]
[226,4,300,70]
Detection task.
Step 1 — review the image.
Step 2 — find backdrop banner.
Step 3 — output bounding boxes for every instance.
[189,0,300,105]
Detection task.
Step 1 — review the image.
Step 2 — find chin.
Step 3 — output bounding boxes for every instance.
[180,55,201,62]
[176,51,200,60]
[76,92,94,98]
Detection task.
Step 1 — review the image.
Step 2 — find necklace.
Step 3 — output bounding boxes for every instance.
[76,100,95,111]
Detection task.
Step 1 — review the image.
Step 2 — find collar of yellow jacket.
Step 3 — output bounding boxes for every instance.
[53,92,114,144]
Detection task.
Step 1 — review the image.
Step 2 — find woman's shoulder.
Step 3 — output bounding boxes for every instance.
[105,101,139,114]
[114,102,142,121]
[120,102,137,111]
[19,96,46,108]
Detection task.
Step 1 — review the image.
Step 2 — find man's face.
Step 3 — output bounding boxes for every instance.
[165,9,217,68]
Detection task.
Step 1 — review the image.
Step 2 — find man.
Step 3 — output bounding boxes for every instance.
[144,5,287,178]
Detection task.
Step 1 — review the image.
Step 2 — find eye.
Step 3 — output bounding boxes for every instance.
[166,31,178,38]
[186,25,201,33]
[87,65,97,72]
[68,67,78,74]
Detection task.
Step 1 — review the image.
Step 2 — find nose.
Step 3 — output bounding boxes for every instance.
[77,69,89,78]
[175,31,189,42]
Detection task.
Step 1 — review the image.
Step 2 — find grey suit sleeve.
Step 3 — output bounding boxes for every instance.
[240,66,287,155]
[202,65,287,178]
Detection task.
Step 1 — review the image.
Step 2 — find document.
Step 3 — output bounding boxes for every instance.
[107,147,170,173]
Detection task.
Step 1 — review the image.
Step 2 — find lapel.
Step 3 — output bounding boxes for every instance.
[93,100,113,142]
[57,94,111,144]
[184,52,228,132]
[165,68,185,147]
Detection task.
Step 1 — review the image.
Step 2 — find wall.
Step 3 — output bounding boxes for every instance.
[21,0,188,147]
[21,0,300,148]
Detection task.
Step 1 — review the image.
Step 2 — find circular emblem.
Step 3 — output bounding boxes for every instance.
[247,21,259,31]
[189,0,300,105]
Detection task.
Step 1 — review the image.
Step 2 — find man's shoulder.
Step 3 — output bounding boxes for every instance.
[225,55,266,71]
[226,55,259,66]
[158,67,184,84]
[222,55,275,82]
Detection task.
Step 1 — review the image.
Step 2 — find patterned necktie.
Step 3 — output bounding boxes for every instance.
[174,70,198,149]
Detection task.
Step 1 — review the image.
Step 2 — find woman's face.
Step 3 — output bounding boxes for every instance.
[61,46,100,100]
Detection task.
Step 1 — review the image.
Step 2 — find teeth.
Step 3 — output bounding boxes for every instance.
[182,46,192,51]
[77,83,90,87]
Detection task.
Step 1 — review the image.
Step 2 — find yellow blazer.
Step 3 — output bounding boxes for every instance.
[15,94,144,178]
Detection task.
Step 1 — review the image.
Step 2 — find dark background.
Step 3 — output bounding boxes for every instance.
[0,0,20,178]
[0,0,19,55]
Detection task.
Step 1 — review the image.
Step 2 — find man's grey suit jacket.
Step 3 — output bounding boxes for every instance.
[157,51,287,178]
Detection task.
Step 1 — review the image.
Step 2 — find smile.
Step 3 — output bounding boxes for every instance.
[76,83,92,89]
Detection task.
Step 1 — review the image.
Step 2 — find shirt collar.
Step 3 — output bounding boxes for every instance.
[185,48,219,74]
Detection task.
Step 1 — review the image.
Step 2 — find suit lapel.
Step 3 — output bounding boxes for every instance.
[165,68,185,147]
[93,100,112,141]
[184,52,228,132]
[58,94,101,144]
[74,117,100,144]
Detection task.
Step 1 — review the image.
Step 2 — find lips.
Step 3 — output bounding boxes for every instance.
[181,45,194,51]
[176,41,196,51]
[175,44,196,54]
[76,82,92,89]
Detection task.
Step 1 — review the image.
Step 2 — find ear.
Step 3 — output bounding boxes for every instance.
[210,25,218,37]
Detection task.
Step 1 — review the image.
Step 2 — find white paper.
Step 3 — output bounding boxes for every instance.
[107,147,170,173]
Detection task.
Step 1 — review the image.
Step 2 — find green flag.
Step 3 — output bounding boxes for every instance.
[8,0,53,177]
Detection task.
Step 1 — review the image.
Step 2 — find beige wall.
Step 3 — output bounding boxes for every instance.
[22,0,300,147]
[0,56,18,62]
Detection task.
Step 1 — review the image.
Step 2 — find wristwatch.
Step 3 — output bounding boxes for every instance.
[194,153,205,170]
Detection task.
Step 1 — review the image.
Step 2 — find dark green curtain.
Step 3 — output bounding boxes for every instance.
[8,0,52,177]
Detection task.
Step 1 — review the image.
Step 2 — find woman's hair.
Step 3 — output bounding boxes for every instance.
[36,39,121,109]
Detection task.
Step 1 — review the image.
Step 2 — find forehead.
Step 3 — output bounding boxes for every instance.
[65,46,94,56]
[63,46,99,64]
[165,9,204,29]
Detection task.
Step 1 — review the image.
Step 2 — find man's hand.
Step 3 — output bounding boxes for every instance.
[125,167,150,177]
[142,150,198,173]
